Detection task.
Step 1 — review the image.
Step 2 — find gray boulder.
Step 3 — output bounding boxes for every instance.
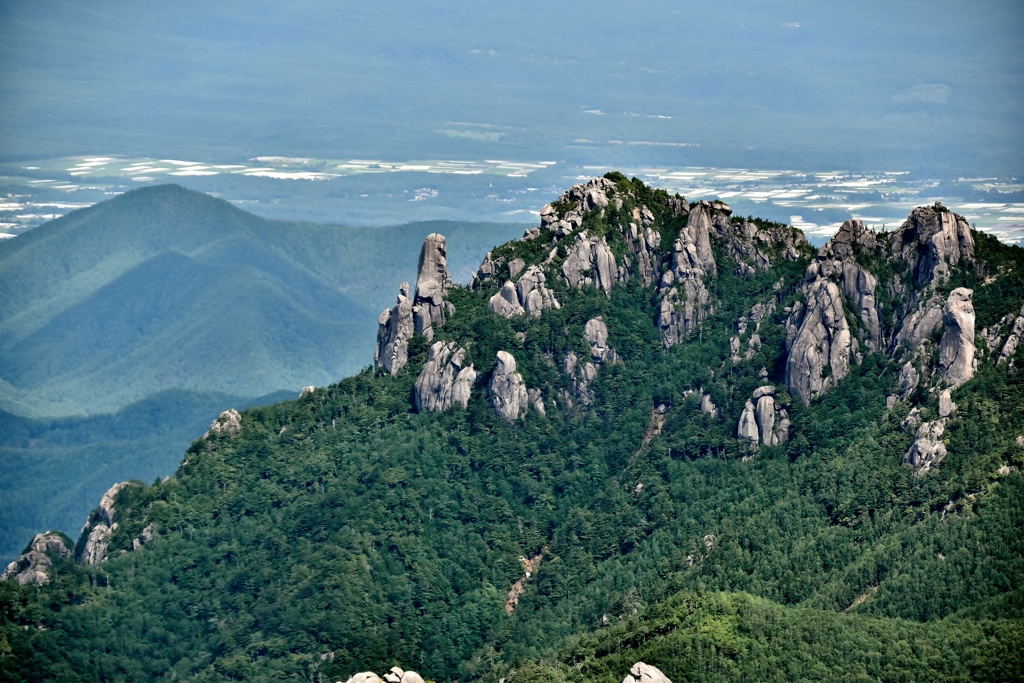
[939,288,975,386]
[81,523,114,565]
[622,661,673,683]
[488,281,525,318]
[489,351,529,421]
[344,674,384,683]
[998,305,1024,364]
[888,204,974,288]
[657,203,718,348]
[585,317,618,364]
[1,532,71,586]
[699,391,719,418]
[517,266,560,317]
[562,231,617,296]
[414,341,477,412]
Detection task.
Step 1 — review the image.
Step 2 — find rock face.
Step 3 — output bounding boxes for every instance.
[414,341,477,412]
[584,317,618,364]
[343,668,424,683]
[1,532,71,585]
[785,279,852,405]
[737,385,789,446]
[489,351,529,421]
[657,203,718,348]
[205,408,242,438]
[375,282,415,376]
[488,266,560,318]
[79,481,131,565]
[299,385,316,398]
[995,305,1024,365]
[622,661,673,683]
[939,288,975,386]
[889,205,974,288]
[565,318,619,405]
[905,419,948,475]
[412,233,455,339]
[562,231,617,296]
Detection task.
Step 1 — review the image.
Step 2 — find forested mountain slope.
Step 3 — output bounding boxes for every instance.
[2,175,1022,682]
[0,185,526,416]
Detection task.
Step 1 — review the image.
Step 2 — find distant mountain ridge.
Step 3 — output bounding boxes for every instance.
[0,184,527,416]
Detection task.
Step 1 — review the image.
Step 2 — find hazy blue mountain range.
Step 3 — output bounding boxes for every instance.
[0,184,527,417]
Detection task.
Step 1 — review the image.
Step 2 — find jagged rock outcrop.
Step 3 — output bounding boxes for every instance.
[487,265,560,318]
[375,282,415,376]
[299,385,316,398]
[562,231,617,296]
[343,667,424,683]
[78,481,134,565]
[625,216,663,285]
[414,341,476,412]
[81,524,114,565]
[471,251,502,288]
[540,177,619,238]
[938,288,975,386]
[98,481,128,526]
[997,305,1024,364]
[699,391,719,418]
[889,204,974,287]
[488,281,525,317]
[622,661,673,683]
[412,233,455,340]
[706,200,807,275]
[938,389,957,418]
[132,523,155,551]
[565,318,620,405]
[205,408,242,438]
[656,203,720,348]
[1,532,71,585]
[905,418,948,475]
[489,351,529,421]
[737,385,789,446]
[785,279,853,405]
[737,401,759,441]
[584,317,618,364]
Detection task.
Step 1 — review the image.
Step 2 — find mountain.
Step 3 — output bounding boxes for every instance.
[2,174,1022,682]
[0,184,527,417]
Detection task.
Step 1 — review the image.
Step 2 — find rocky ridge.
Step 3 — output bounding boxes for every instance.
[1,532,72,585]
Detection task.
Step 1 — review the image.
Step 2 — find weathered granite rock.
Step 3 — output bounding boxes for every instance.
[565,351,598,406]
[81,523,114,565]
[562,231,617,296]
[132,523,155,551]
[708,200,807,274]
[585,317,618,364]
[414,341,477,412]
[488,281,526,317]
[622,661,673,683]
[375,282,415,376]
[889,204,974,287]
[998,305,1024,365]
[625,219,663,285]
[738,400,759,441]
[471,251,502,288]
[785,279,852,405]
[98,481,128,526]
[413,233,455,339]
[517,266,560,317]
[905,419,948,475]
[939,288,975,386]
[299,385,316,398]
[1,532,71,585]
[755,394,776,446]
[657,203,717,347]
[205,408,242,438]
[699,391,719,418]
[489,351,529,421]
[508,258,526,279]
[528,388,546,416]
[344,674,384,683]
[938,389,957,417]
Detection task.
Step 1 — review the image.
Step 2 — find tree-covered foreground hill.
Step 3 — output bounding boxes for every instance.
[2,174,1022,682]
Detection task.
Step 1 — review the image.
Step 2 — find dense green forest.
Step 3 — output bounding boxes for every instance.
[2,176,1021,682]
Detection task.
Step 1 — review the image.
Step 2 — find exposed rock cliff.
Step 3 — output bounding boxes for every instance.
[1,532,71,585]
[412,233,455,339]
[489,351,529,421]
[656,202,718,348]
[785,279,853,405]
[342,668,424,683]
[736,385,790,447]
[562,231,617,296]
[938,287,976,386]
[488,265,560,318]
[375,282,415,376]
[905,419,948,475]
[205,408,242,438]
[414,341,476,412]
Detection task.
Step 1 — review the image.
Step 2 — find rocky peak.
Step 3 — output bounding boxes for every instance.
[889,204,974,287]
[1,532,71,586]
[413,233,455,339]
[78,481,133,565]
[375,282,415,376]
[205,408,242,438]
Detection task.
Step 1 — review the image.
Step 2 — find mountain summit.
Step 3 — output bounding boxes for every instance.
[3,174,1022,682]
